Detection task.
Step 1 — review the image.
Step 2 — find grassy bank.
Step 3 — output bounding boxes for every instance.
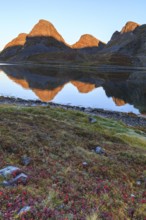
[0,105,146,219]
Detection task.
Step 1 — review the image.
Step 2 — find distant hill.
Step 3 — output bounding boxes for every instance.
[1,19,146,66]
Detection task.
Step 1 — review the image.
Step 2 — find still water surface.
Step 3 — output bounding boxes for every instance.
[0,65,146,114]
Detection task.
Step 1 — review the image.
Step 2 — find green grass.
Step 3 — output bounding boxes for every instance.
[0,105,145,219]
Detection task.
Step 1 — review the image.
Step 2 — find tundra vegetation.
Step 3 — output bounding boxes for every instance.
[0,105,145,219]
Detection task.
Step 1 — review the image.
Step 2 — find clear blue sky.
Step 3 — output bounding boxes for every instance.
[1,0,146,50]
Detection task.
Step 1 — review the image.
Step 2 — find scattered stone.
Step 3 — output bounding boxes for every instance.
[0,166,20,178]
[41,103,48,107]
[17,206,31,217]
[0,166,28,187]
[95,146,105,155]
[2,173,28,186]
[82,162,88,166]
[84,107,92,113]
[57,204,65,210]
[89,117,97,123]
[136,180,141,185]
[21,155,31,166]
[31,103,37,107]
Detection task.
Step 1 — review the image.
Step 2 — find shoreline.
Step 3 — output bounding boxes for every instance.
[0,96,146,129]
[1,61,146,70]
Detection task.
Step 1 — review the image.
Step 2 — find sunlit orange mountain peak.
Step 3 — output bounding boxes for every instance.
[4,33,27,49]
[72,34,105,49]
[28,19,65,43]
[120,21,140,34]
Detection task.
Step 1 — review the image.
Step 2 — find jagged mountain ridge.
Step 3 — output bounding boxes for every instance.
[1,19,146,66]
[105,21,140,50]
[0,19,104,62]
[101,21,146,65]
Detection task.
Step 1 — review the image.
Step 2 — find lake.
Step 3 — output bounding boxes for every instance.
[0,64,146,115]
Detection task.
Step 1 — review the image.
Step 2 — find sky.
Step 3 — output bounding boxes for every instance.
[1,0,146,51]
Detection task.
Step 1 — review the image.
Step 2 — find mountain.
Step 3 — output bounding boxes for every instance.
[72,34,105,51]
[99,21,146,66]
[105,21,140,51]
[4,33,27,49]
[28,19,65,42]
[24,19,68,49]
[120,21,140,33]
[0,33,27,59]
[0,19,105,62]
[1,20,146,66]
[0,19,70,61]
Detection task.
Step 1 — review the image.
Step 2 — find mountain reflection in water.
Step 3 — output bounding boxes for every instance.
[0,65,146,114]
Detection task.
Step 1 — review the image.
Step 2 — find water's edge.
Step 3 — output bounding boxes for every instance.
[0,96,146,129]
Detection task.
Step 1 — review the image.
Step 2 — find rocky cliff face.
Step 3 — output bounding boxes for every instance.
[105,21,140,51]
[102,21,146,66]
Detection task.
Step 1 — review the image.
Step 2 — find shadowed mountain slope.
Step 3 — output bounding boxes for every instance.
[1,20,146,66]
[4,33,27,49]
[0,33,27,59]
[0,19,104,62]
[0,20,70,61]
[97,21,146,66]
